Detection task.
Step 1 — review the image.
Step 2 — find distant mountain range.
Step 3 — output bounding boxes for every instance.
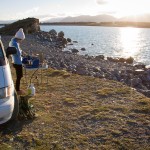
[1,14,150,24]
[48,15,116,23]
[0,20,16,24]
[42,14,150,23]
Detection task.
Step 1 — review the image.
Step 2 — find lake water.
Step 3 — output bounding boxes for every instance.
[41,25,150,65]
[0,25,150,65]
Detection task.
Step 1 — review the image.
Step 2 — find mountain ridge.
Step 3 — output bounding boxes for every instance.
[1,14,150,24]
[41,14,150,23]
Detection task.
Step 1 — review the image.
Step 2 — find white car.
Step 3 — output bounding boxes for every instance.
[0,37,19,124]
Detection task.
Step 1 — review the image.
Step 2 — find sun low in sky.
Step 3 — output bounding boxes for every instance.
[0,0,150,21]
[102,0,150,17]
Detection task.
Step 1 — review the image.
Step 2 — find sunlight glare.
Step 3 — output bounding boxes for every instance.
[111,0,149,17]
[120,28,140,58]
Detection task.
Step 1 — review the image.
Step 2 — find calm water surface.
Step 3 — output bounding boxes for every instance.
[41,25,150,65]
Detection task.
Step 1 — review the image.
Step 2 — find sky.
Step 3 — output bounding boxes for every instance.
[0,0,150,21]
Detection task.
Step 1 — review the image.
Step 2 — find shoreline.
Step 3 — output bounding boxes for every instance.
[1,31,150,97]
[40,22,150,29]
[1,21,150,29]
[39,24,150,65]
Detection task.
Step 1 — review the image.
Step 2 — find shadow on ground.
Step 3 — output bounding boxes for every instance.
[0,119,34,135]
[0,95,36,135]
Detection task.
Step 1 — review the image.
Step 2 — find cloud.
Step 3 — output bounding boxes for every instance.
[35,13,67,22]
[57,13,66,17]
[97,10,117,15]
[96,0,108,5]
[35,14,56,19]
[25,7,39,15]
[14,7,39,19]
[35,14,57,22]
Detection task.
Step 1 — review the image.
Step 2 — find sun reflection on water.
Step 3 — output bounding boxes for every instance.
[119,27,141,59]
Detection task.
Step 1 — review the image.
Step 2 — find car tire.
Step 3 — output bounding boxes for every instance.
[10,90,19,120]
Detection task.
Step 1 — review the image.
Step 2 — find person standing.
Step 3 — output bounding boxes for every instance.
[9,28,25,95]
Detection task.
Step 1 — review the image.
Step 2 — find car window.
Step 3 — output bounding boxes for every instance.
[0,40,6,66]
[0,47,4,58]
[0,42,4,58]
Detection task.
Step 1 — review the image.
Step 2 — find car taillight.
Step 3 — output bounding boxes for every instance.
[0,86,12,99]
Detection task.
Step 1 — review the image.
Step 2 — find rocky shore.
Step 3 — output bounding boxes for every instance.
[1,29,150,97]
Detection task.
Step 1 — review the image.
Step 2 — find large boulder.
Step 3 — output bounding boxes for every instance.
[126,57,134,64]
[49,29,57,37]
[0,18,40,35]
[58,31,64,38]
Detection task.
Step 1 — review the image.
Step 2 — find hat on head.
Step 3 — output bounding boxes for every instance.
[15,28,25,40]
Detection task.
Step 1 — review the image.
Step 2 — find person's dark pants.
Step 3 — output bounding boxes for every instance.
[13,64,23,91]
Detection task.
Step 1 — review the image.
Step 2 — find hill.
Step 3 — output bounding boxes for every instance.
[41,14,116,23]
[41,14,150,23]
[0,18,40,35]
[60,14,116,22]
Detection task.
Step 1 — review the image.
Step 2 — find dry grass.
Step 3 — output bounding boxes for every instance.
[0,67,150,150]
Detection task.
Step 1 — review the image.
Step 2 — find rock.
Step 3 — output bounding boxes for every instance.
[146,69,150,76]
[0,18,40,35]
[67,38,71,42]
[118,58,126,63]
[120,79,126,83]
[62,38,67,47]
[63,51,72,54]
[67,64,76,72]
[93,67,101,72]
[73,41,78,43]
[125,69,133,74]
[107,57,117,62]
[133,62,146,69]
[126,57,134,64]
[95,55,104,60]
[134,69,145,75]
[107,56,134,64]
[111,69,121,81]
[49,29,57,37]
[58,31,64,38]
[81,48,86,51]
[71,48,79,53]
[130,78,142,87]
[67,43,73,45]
